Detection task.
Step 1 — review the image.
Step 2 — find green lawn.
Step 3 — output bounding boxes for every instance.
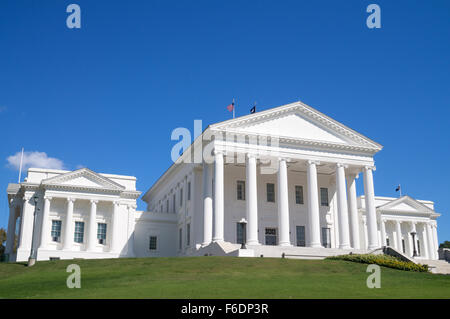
[0,256,449,298]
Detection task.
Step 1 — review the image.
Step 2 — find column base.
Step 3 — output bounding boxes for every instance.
[308,243,323,248]
[339,244,351,250]
[212,238,224,243]
[278,242,292,247]
[201,242,212,247]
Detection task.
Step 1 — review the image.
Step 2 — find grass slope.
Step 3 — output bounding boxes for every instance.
[0,256,449,299]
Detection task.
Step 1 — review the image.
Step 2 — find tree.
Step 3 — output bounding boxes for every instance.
[0,228,6,261]
[439,241,450,249]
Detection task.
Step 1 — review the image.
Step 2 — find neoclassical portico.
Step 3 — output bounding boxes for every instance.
[201,152,379,251]
[374,196,440,260]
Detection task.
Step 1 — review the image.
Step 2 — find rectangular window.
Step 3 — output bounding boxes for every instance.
[166,199,169,213]
[237,180,245,200]
[386,238,390,247]
[402,239,406,253]
[265,228,277,245]
[186,223,191,246]
[180,188,183,206]
[97,223,107,245]
[51,220,62,242]
[296,226,306,247]
[179,228,182,250]
[74,221,85,244]
[321,227,331,248]
[320,188,329,206]
[149,236,157,250]
[173,194,176,213]
[236,222,246,245]
[187,182,191,200]
[295,186,304,205]
[266,183,275,203]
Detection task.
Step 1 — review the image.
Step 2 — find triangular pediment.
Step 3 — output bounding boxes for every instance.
[238,113,351,144]
[41,168,125,191]
[210,101,382,153]
[377,196,434,215]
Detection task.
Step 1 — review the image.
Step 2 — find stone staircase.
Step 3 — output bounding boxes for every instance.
[422,259,450,275]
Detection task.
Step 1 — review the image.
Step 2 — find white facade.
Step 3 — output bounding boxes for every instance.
[139,101,441,260]
[6,168,141,261]
[5,101,441,261]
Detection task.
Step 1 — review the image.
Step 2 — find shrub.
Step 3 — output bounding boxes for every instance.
[326,254,429,272]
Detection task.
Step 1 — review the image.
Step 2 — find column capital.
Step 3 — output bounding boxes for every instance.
[213,149,223,156]
[113,201,121,206]
[336,163,348,169]
[90,199,98,205]
[307,160,320,166]
[67,197,76,203]
[364,165,376,171]
[246,153,257,160]
[44,196,52,201]
[277,157,287,162]
[127,204,137,210]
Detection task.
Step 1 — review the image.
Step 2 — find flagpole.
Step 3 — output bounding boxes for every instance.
[399,184,402,197]
[18,147,24,183]
[233,98,235,119]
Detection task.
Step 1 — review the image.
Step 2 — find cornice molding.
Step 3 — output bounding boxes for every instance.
[41,168,125,192]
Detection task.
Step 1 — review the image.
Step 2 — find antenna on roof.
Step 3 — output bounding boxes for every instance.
[18,147,24,183]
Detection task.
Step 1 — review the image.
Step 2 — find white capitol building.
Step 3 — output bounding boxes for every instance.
[5,101,441,262]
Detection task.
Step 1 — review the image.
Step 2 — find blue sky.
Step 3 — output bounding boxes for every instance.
[0,0,449,242]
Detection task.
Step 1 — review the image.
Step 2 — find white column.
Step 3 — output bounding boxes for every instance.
[246,155,259,245]
[18,197,33,251]
[38,196,52,249]
[395,220,403,252]
[406,222,413,257]
[277,158,291,246]
[110,201,120,253]
[126,204,136,257]
[202,162,213,246]
[426,223,435,260]
[307,160,322,248]
[336,164,351,249]
[63,198,75,250]
[363,166,379,250]
[5,200,17,255]
[432,223,439,260]
[380,218,387,247]
[213,151,224,242]
[421,223,429,259]
[346,173,360,249]
[363,219,368,249]
[87,200,98,251]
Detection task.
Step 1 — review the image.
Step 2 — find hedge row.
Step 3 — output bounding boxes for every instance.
[326,254,429,272]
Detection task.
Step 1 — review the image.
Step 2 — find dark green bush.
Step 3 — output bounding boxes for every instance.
[326,254,429,272]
